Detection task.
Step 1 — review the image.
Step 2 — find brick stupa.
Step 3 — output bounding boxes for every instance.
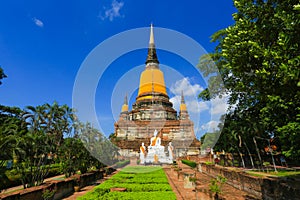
[113,25,200,157]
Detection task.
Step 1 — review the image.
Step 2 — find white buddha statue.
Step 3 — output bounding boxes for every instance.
[148,129,164,154]
[150,129,161,147]
[145,130,169,164]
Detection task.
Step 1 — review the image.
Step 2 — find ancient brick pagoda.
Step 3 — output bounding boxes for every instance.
[113,25,200,157]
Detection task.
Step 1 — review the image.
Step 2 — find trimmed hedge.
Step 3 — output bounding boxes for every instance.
[95,183,172,192]
[102,191,176,200]
[181,159,197,168]
[79,191,176,200]
[78,166,176,200]
[114,160,130,168]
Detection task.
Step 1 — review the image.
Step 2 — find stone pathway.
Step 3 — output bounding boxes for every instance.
[163,162,258,200]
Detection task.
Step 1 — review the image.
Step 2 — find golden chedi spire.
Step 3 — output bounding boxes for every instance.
[137,24,167,101]
[145,24,159,65]
[180,91,187,111]
[121,94,128,112]
[179,91,189,119]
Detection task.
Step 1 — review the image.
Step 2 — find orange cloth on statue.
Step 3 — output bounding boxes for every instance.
[151,137,158,146]
[140,146,145,154]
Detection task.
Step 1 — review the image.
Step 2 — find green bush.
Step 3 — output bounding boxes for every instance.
[1,163,63,190]
[209,175,227,194]
[181,159,197,168]
[205,161,213,165]
[47,163,63,177]
[233,160,239,167]
[219,160,225,166]
[114,160,130,168]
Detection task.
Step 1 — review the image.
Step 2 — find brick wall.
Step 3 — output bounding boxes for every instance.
[200,163,300,199]
[0,167,115,200]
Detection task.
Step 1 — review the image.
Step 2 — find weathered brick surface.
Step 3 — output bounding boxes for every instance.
[200,163,300,200]
[0,168,115,200]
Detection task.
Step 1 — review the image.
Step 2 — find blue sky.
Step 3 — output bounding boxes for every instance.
[0,0,236,138]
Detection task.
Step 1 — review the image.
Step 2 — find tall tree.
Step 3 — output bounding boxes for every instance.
[198,0,300,159]
[0,105,27,166]
[11,102,76,188]
[23,102,75,152]
[0,105,28,190]
[0,67,7,85]
[78,122,119,166]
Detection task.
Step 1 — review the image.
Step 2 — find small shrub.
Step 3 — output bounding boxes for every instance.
[219,160,225,166]
[205,161,213,165]
[189,176,197,183]
[181,159,197,168]
[42,188,56,200]
[209,175,227,194]
[233,160,239,167]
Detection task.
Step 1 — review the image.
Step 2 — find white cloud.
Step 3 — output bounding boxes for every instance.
[32,17,44,27]
[201,120,219,132]
[211,96,228,115]
[170,77,207,114]
[169,96,180,111]
[170,77,203,97]
[169,77,227,138]
[186,100,209,113]
[101,0,124,21]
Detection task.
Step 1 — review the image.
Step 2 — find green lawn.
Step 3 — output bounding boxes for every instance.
[78,166,176,200]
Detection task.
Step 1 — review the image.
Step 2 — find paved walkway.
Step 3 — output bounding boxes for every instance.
[163,162,258,200]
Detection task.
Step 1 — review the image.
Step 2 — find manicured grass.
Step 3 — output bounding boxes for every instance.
[78,166,176,200]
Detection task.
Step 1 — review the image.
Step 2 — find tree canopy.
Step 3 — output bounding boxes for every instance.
[0,103,105,189]
[198,0,300,160]
[0,67,7,85]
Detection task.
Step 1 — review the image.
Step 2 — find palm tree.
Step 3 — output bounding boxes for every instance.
[23,103,75,152]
